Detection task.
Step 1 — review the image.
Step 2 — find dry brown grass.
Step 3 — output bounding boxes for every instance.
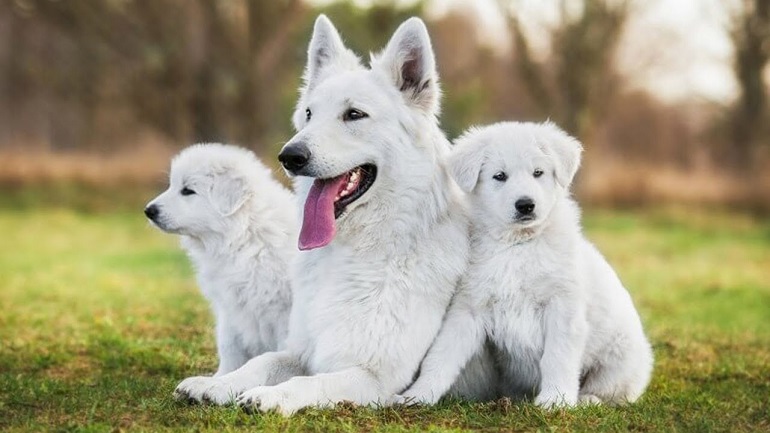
[1,147,768,212]
[578,157,770,212]
[0,144,175,188]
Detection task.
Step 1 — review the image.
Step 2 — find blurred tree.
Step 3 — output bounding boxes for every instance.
[308,1,424,55]
[1,0,436,153]
[13,0,307,150]
[502,0,631,141]
[728,0,770,169]
[429,11,496,138]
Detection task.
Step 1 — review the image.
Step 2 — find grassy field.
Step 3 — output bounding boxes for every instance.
[0,205,769,432]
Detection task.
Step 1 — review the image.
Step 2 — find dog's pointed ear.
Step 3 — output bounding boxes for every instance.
[377,17,440,114]
[209,174,250,217]
[542,122,583,189]
[303,15,360,91]
[448,132,485,193]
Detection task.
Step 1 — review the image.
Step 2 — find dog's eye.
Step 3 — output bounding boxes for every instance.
[305,108,312,122]
[343,108,368,121]
[493,171,508,182]
[533,169,544,178]
[180,187,196,196]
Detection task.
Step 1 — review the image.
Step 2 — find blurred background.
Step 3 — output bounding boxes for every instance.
[2,2,769,429]
[0,0,768,210]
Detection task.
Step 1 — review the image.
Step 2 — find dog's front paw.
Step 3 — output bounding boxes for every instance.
[237,385,301,416]
[174,376,238,405]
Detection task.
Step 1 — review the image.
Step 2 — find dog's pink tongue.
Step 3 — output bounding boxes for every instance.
[299,176,347,251]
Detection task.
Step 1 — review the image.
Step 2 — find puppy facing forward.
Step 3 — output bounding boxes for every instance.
[145,143,297,380]
[399,121,653,408]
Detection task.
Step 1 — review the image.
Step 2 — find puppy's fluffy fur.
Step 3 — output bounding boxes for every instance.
[145,144,297,378]
[400,122,653,408]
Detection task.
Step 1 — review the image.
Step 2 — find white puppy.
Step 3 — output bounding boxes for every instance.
[145,143,297,381]
[399,121,653,408]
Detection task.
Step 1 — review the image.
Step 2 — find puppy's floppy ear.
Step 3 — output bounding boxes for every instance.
[303,15,360,92]
[376,17,440,114]
[448,132,485,193]
[208,173,250,217]
[541,121,583,189]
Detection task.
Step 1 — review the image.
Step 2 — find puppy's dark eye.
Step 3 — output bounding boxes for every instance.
[305,108,312,122]
[343,108,368,121]
[493,171,508,182]
[533,169,544,178]
[180,187,196,196]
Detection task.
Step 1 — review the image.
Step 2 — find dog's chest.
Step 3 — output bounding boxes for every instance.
[296,247,453,379]
[468,242,565,355]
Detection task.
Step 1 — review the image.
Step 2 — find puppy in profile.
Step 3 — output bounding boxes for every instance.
[400,122,653,408]
[145,143,297,380]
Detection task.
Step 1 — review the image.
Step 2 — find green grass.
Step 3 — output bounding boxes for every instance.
[1,206,769,432]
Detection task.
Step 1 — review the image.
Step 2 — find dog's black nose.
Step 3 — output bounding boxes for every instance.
[278,142,311,173]
[515,198,535,215]
[144,204,159,221]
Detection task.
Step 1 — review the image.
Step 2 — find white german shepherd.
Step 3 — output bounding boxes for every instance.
[173,15,473,415]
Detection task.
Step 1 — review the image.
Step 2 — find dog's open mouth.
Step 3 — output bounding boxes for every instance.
[299,164,377,251]
[331,164,377,219]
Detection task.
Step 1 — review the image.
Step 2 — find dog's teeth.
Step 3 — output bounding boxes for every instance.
[337,170,363,201]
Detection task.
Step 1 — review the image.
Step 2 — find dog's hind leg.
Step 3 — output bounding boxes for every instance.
[580,338,653,405]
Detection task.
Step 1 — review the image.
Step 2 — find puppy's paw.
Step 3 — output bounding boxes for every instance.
[237,386,300,416]
[578,393,602,405]
[398,386,440,406]
[534,390,576,409]
[397,392,435,406]
[387,394,417,406]
[174,376,238,406]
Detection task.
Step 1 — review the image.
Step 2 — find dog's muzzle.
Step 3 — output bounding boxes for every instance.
[279,142,311,175]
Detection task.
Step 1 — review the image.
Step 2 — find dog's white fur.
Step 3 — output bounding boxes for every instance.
[172,15,475,415]
[399,122,653,408]
[145,144,297,381]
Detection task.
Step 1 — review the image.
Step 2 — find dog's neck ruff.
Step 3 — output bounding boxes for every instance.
[505,227,541,246]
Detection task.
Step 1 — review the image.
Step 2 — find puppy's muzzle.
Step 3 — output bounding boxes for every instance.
[144,204,160,221]
[514,197,536,222]
[279,141,311,175]
[515,198,535,215]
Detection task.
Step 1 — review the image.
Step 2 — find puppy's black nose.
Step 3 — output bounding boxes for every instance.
[144,204,159,221]
[515,198,535,215]
[278,142,311,173]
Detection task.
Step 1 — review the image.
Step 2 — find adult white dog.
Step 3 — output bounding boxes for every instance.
[398,121,653,408]
[172,15,476,415]
[144,143,297,381]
